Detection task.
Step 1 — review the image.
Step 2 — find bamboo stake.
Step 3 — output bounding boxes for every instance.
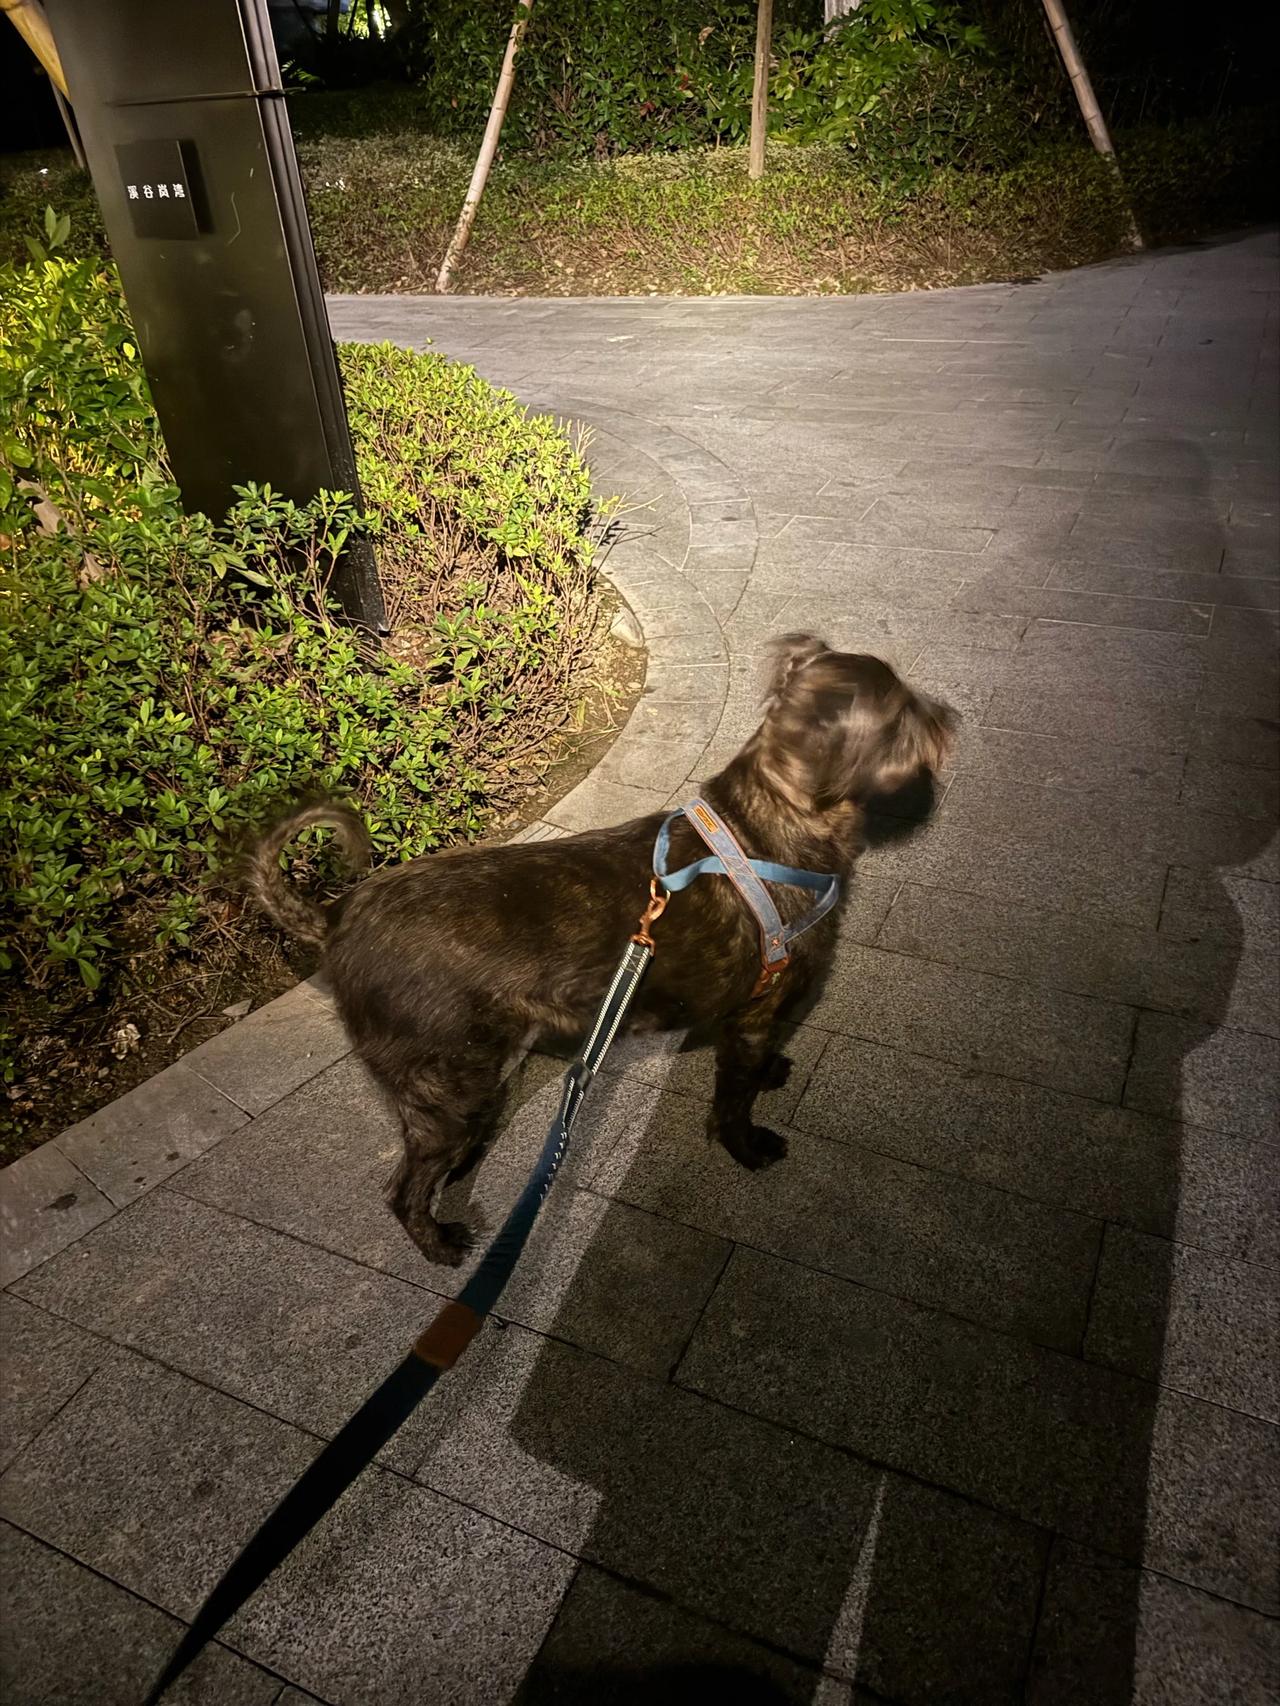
[1,0,68,98]
[1040,0,1143,248]
[436,0,533,293]
[748,0,774,182]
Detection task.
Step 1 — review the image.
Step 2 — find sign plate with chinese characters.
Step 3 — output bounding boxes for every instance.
[114,139,201,239]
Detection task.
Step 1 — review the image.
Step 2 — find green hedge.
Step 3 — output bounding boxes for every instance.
[367,0,1008,167]
[0,239,603,1025]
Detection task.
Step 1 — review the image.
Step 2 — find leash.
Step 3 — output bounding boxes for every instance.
[142,926,661,1704]
[143,804,835,1703]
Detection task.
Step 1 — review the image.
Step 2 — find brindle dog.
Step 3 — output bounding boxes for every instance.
[241,636,956,1266]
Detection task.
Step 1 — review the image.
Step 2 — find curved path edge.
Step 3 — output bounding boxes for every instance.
[1,403,755,1277]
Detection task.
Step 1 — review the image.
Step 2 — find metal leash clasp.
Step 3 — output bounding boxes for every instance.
[630,877,669,950]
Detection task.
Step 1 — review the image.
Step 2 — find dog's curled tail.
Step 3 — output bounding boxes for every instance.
[240,801,372,947]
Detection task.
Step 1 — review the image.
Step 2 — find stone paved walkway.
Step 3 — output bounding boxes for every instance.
[3,233,1278,1704]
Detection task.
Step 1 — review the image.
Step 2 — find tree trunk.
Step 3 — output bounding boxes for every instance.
[435,1,534,292]
[748,0,774,182]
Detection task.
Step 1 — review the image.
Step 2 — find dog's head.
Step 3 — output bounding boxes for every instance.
[757,634,957,811]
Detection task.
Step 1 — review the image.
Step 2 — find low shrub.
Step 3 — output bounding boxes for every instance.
[0,232,606,1116]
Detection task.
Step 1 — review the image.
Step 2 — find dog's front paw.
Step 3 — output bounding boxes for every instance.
[431,1220,475,1268]
[760,1053,793,1091]
[719,1123,788,1171]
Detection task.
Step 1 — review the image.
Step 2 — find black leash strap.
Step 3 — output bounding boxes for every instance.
[143,936,657,1704]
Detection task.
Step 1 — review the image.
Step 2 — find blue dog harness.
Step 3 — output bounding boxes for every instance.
[654,796,841,997]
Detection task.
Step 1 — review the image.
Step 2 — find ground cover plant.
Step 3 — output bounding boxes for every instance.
[4,105,1272,298]
[0,221,617,1155]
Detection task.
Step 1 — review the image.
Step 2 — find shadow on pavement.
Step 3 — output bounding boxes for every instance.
[464,438,1278,1702]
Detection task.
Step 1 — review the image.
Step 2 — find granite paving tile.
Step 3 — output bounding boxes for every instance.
[1124,1013,1280,1143]
[876,882,1277,1035]
[54,1062,250,1208]
[515,1568,832,1705]
[1159,867,1280,952]
[951,581,1215,633]
[597,1017,830,1126]
[0,1521,281,1706]
[0,1355,572,1706]
[947,724,1186,801]
[677,1247,1279,1611]
[1028,1538,1280,1705]
[0,1142,115,1288]
[589,1083,1100,1351]
[792,1034,1279,1268]
[0,1293,110,1475]
[180,984,352,1118]
[1179,756,1280,822]
[1016,619,1211,673]
[1043,561,1277,607]
[903,643,1020,722]
[939,773,1279,880]
[167,1053,598,1284]
[858,816,1168,929]
[0,1351,320,1617]
[8,1188,448,1457]
[406,1319,1046,1693]
[170,1058,723,1378]
[1084,1226,1279,1422]
[807,941,1136,1101]
[982,681,1199,749]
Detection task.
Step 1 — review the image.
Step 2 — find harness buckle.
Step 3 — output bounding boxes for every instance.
[630,877,669,950]
[750,952,791,1000]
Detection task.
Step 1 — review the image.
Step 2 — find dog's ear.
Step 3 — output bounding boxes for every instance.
[763,634,830,709]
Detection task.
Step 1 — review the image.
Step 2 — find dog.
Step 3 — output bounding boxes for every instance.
[241,635,956,1266]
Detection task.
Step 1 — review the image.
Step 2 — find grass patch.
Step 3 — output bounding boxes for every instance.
[2,109,1273,296]
[1,247,616,1156]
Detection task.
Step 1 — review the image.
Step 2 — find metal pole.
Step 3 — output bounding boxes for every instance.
[42,0,387,631]
[748,0,774,182]
[435,0,533,294]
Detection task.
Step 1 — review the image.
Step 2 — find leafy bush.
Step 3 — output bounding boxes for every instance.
[0,235,604,1029]
[296,0,999,167]
[713,0,1026,180]
[374,0,764,156]
[1112,109,1280,244]
[0,158,104,264]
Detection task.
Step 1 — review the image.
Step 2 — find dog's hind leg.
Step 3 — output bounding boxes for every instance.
[385,1069,504,1267]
